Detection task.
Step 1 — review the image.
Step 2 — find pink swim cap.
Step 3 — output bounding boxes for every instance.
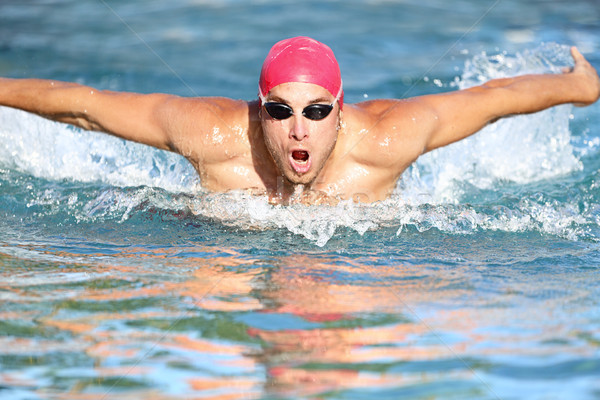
[259,36,343,109]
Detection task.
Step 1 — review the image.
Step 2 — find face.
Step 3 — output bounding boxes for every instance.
[260,82,341,186]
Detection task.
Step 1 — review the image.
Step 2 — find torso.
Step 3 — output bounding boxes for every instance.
[179,98,426,203]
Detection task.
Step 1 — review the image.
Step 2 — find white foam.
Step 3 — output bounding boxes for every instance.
[0,107,200,193]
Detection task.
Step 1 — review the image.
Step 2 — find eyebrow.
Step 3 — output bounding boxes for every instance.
[267,95,332,105]
[309,96,332,105]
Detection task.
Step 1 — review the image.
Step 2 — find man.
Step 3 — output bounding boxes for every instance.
[1,37,598,203]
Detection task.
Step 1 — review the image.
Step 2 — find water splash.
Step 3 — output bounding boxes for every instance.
[399,43,581,205]
[0,107,200,193]
[0,43,596,246]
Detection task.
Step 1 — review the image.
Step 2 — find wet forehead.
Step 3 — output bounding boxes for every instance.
[267,82,334,105]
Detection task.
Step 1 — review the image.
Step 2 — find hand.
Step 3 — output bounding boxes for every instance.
[567,47,600,107]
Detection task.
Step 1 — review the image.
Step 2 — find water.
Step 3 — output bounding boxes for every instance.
[1,0,600,399]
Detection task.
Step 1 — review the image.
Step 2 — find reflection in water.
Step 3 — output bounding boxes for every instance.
[0,243,597,399]
[248,255,474,398]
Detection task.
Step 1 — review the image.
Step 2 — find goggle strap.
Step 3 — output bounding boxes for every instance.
[333,80,343,105]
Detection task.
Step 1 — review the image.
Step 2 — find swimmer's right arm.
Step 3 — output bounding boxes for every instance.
[0,78,230,154]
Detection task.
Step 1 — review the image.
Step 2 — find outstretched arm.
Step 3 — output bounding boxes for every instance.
[0,77,246,158]
[0,78,183,150]
[418,46,600,152]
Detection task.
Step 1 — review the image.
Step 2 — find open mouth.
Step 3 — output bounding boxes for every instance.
[289,150,311,174]
[292,150,309,163]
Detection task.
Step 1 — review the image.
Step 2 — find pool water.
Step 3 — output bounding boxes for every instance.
[1,1,599,399]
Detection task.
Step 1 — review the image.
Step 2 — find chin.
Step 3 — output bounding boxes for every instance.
[284,170,318,186]
[286,174,313,186]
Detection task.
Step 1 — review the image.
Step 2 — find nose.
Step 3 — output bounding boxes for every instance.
[289,115,309,141]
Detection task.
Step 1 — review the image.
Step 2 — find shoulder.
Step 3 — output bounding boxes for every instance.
[160,96,253,125]
[339,99,436,167]
[160,97,259,163]
[344,98,438,134]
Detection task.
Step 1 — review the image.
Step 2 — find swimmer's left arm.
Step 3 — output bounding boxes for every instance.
[418,46,600,152]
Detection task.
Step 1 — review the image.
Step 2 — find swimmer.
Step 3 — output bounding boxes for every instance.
[0,36,599,203]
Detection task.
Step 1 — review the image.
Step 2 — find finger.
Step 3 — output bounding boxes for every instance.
[571,46,584,63]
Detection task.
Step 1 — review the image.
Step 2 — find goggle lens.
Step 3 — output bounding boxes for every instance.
[263,102,334,121]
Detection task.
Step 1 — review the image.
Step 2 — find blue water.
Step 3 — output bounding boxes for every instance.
[1,1,600,399]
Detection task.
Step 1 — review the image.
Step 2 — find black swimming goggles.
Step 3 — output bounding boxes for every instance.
[259,85,342,121]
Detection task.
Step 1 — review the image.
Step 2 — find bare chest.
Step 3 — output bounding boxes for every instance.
[312,160,396,202]
[198,156,271,193]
